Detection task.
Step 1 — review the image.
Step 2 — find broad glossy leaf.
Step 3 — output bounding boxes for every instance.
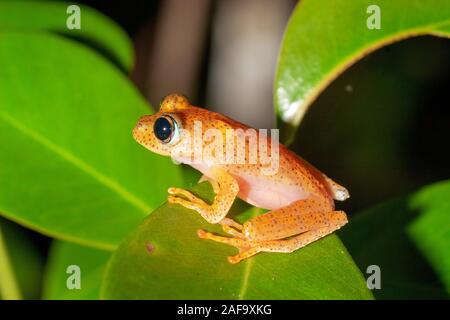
[409,181,450,294]
[101,183,373,300]
[0,32,183,250]
[0,217,44,300]
[340,180,450,299]
[0,1,133,70]
[43,241,110,300]
[275,0,450,143]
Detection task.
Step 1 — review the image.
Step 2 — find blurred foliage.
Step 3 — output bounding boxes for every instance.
[0,31,183,249]
[275,0,450,144]
[340,180,450,299]
[0,1,133,70]
[43,241,110,300]
[293,36,450,211]
[0,218,44,300]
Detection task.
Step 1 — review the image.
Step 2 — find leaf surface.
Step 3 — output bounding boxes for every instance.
[102,183,373,300]
[0,32,183,250]
[0,1,133,70]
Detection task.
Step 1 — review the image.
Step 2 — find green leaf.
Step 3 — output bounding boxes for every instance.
[409,181,450,294]
[275,0,450,144]
[101,182,373,300]
[0,1,133,71]
[0,31,183,250]
[0,218,44,300]
[339,180,450,299]
[43,241,110,300]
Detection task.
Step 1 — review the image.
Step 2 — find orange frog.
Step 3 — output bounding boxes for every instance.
[133,94,349,264]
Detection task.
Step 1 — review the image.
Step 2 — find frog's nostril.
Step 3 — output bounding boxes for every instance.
[133,122,145,141]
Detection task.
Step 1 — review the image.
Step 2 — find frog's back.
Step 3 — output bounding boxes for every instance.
[226,143,335,210]
[184,106,345,209]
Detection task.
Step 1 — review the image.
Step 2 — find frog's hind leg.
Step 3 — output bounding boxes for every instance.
[227,210,348,264]
[197,197,348,264]
[241,196,336,241]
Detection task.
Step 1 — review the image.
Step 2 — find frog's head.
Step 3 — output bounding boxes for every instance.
[132,93,193,159]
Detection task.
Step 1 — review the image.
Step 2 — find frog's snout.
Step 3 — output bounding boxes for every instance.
[133,115,173,157]
[132,115,153,144]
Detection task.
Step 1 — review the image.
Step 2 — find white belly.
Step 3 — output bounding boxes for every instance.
[188,163,308,210]
[234,173,309,210]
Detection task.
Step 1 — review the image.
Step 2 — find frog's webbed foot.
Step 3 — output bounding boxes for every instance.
[197,198,348,264]
[198,214,347,264]
[197,229,258,264]
[168,187,223,224]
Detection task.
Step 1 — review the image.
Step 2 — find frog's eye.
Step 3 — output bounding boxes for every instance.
[153,114,179,144]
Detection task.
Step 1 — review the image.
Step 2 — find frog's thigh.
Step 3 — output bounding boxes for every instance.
[256,210,347,253]
[243,197,334,241]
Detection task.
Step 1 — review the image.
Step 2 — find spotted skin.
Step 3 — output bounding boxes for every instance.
[132,94,350,264]
[198,210,347,264]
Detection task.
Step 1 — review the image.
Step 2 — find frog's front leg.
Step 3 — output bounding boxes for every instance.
[198,197,348,263]
[168,168,239,224]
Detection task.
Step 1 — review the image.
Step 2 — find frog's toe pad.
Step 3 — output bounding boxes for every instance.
[197,229,208,238]
[227,255,239,264]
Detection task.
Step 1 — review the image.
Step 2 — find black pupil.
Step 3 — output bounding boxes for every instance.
[154,117,173,142]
